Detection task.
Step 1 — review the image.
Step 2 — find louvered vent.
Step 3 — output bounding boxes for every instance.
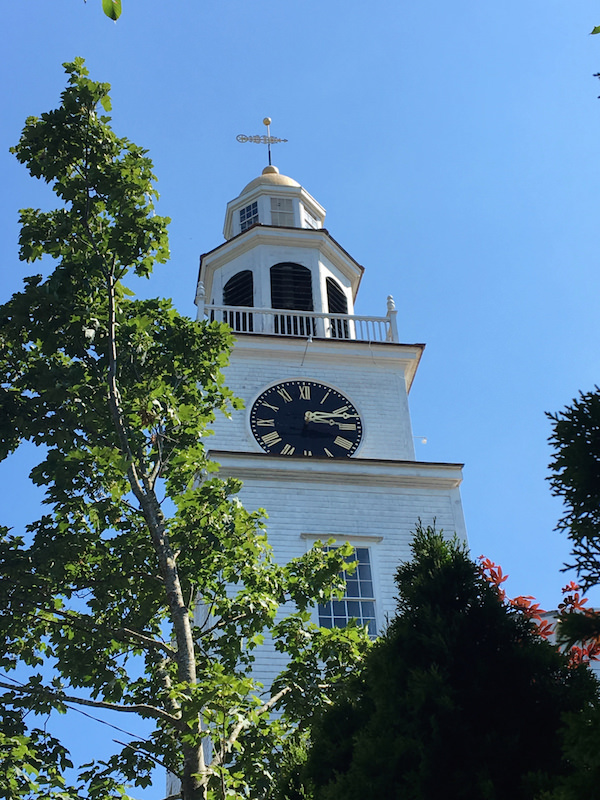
[326,277,349,338]
[224,270,254,307]
[270,263,313,311]
[326,278,348,314]
[222,270,254,332]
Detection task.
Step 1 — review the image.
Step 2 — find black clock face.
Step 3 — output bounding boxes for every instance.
[250,380,363,458]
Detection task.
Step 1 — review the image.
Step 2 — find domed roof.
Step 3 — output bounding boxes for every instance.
[240,165,300,195]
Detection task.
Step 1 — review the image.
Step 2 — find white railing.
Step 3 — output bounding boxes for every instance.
[195,288,399,344]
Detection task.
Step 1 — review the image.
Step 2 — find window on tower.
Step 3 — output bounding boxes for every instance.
[224,270,253,307]
[270,262,315,335]
[270,197,294,227]
[326,277,349,339]
[239,201,259,232]
[222,270,254,332]
[303,206,320,229]
[270,263,313,310]
[318,547,377,637]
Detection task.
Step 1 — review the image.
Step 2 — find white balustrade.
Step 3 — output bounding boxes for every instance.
[202,302,399,343]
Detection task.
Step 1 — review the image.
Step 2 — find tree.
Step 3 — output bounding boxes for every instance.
[299,524,600,800]
[0,59,368,800]
[547,388,600,652]
[547,388,600,589]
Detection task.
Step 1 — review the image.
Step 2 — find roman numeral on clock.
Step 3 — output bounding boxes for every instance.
[262,431,282,447]
[332,405,349,415]
[256,419,275,427]
[281,444,296,455]
[299,384,311,400]
[261,401,279,412]
[276,387,293,403]
[338,423,356,430]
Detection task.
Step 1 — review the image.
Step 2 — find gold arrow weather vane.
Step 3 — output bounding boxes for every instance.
[236,118,288,165]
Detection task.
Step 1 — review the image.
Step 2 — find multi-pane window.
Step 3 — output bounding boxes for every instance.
[318,547,376,637]
[270,197,294,227]
[240,202,259,232]
[303,207,319,229]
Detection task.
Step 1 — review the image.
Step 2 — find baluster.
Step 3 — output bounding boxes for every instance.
[387,295,399,342]
[195,279,206,321]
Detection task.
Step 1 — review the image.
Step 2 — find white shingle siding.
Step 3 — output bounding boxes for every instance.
[208,335,421,462]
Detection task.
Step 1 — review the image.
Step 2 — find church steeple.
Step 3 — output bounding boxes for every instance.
[198,167,365,327]
[194,158,467,651]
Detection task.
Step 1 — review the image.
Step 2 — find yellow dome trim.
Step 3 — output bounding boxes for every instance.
[241,165,300,195]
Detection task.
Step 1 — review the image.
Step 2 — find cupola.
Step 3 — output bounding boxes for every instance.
[196,165,388,342]
[223,165,326,240]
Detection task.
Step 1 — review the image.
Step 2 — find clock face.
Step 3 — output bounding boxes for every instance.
[250,380,363,458]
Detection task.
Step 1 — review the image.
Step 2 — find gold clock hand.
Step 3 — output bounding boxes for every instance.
[305,411,336,424]
[306,410,358,421]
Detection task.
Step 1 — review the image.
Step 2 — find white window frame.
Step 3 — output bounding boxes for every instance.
[301,534,382,637]
[239,201,259,232]
[270,196,295,227]
[303,206,320,229]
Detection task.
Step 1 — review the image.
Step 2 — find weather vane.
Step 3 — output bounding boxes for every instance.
[236,118,288,166]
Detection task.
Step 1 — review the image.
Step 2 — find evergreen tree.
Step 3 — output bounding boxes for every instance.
[303,524,600,800]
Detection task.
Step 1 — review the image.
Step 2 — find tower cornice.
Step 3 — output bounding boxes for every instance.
[207,451,464,490]
[228,333,424,392]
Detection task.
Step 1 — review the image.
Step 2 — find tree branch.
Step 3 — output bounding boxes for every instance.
[0,680,183,729]
[21,596,175,658]
[210,686,292,769]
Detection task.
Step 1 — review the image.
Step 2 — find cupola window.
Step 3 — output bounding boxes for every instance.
[326,277,349,338]
[270,197,294,227]
[303,207,319,229]
[240,201,259,232]
[222,270,254,332]
[270,263,314,335]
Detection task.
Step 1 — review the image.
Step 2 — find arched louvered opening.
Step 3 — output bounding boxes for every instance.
[224,270,253,306]
[326,277,349,339]
[270,263,315,336]
[222,270,254,332]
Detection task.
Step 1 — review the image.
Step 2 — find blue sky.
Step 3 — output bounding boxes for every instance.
[1,0,600,794]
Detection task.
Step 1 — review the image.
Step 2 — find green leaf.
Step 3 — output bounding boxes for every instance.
[591,25,600,34]
[102,0,122,21]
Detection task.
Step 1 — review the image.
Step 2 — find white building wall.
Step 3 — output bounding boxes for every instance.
[208,336,420,462]
[211,455,467,693]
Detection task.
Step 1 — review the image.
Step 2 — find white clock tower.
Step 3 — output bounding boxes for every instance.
[196,163,467,678]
